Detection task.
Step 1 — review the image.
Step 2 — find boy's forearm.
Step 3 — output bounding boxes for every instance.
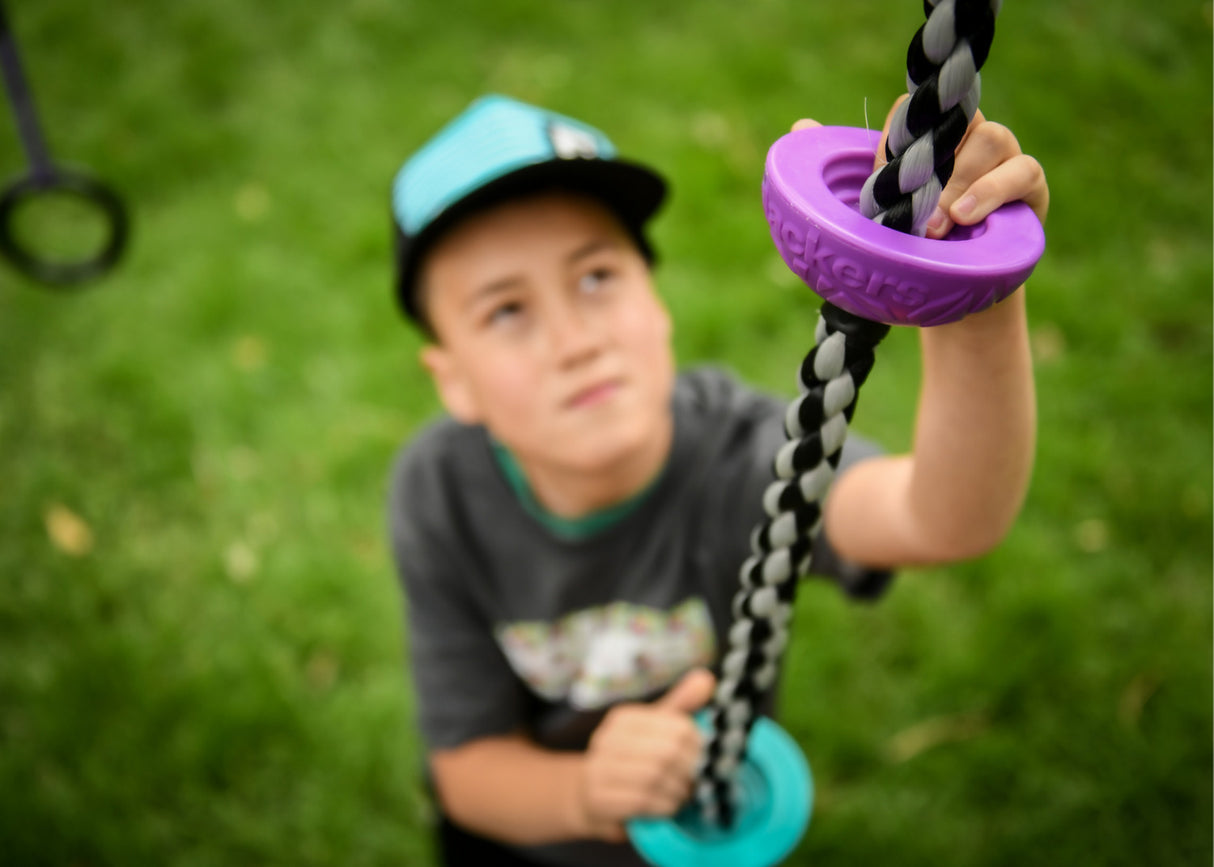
[827,291,1036,566]
[911,289,1037,556]
[430,734,593,846]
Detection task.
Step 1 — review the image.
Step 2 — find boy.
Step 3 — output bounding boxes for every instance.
[387,95,1048,866]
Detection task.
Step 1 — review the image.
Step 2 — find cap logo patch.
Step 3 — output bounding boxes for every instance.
[548,121,599,160]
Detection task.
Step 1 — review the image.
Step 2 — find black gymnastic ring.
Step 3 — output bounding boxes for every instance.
[0,167,128,287]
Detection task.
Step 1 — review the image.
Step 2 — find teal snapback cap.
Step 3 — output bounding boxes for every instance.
[391,95,667,324]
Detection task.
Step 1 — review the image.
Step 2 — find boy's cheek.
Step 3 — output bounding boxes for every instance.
[475,364,551,425]
[615,294,671,346]
[628,310,675,374]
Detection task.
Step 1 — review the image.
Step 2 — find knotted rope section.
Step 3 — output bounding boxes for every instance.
[860,0,1000,235]
[695,0,1000,830]
[695,307,888,828]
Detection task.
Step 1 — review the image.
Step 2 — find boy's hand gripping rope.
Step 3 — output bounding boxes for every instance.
[861,0,1000,235]
[630,2,1043,866]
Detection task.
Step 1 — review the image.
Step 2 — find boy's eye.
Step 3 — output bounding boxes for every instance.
[578,267,615,294]
[486,300,524,327]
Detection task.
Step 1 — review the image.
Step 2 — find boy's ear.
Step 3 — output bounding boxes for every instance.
[419,344,482,424]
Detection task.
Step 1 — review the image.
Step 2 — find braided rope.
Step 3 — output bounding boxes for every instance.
[694,306,888,827]
[860,0,1000,235]
[693,0,1002,830]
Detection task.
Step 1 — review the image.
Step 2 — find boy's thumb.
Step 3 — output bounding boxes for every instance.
[656,667,716,714]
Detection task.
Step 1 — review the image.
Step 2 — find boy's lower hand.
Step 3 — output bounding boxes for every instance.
[576,667,716,843]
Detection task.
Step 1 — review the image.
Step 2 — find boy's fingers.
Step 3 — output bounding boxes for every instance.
[920,116,1046,238]
[925,120,1018,232]
[593,766,690,819]
[639,760,694,810]
[965,153,1047,226]
[655,667,716,713]
[938,120,1016,204]
[934,153,1048,237]
[600,735,702,800]
[600,824,627,844]
[791,118,822,132]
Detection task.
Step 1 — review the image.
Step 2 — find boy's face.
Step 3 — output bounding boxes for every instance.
[418,191,675,481]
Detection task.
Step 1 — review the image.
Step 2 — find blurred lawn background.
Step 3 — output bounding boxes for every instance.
[1,1,1209,865]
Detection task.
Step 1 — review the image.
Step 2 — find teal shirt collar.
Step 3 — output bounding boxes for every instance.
[489,439,661,541]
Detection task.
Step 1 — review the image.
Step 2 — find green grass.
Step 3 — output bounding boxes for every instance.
[1,1,1209,864]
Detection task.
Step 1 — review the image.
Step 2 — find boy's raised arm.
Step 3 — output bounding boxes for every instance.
[825,291,1036,567]
[820,103,1048,568]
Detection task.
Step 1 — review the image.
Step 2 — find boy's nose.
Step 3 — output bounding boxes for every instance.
[547,300,603,368]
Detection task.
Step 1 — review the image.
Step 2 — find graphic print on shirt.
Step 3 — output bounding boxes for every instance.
[495,598,716,709]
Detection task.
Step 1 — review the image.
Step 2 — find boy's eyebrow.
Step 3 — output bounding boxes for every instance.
[566,238,620,264]
[465,275,524,311]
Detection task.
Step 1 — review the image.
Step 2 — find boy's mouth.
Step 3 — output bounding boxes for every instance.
[565,378,622,409]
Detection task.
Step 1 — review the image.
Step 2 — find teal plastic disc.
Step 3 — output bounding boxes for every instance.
[627,714,813,867]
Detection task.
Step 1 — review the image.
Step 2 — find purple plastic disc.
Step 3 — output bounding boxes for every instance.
[763,125,1044,326]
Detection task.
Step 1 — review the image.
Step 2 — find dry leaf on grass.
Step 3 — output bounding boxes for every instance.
[886,712,988,763]
[44,504,94,556]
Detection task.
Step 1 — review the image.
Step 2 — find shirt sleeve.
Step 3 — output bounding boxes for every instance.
[755,397,896,599]
[805,435,897,600]
[387,439,528,752]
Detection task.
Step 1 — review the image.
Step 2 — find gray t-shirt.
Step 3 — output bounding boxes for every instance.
[387,366,888,866]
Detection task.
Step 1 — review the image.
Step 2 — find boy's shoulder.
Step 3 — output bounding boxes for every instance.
[388,415,495,520]
[394,413,476,465]
[676,364,784,430]
[678,363,772,405]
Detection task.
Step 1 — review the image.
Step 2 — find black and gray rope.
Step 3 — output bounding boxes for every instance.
[694,306,888,827]
[693,0,1001,830]
[860,0,1000,235]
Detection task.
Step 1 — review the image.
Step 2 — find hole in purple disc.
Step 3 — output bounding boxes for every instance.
[819,148,991,242]
[942,221,987,241]
[820,151,872,210]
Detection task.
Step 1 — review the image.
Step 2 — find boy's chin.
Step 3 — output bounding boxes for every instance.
[564,418,671,476]
[569,439,649,474]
